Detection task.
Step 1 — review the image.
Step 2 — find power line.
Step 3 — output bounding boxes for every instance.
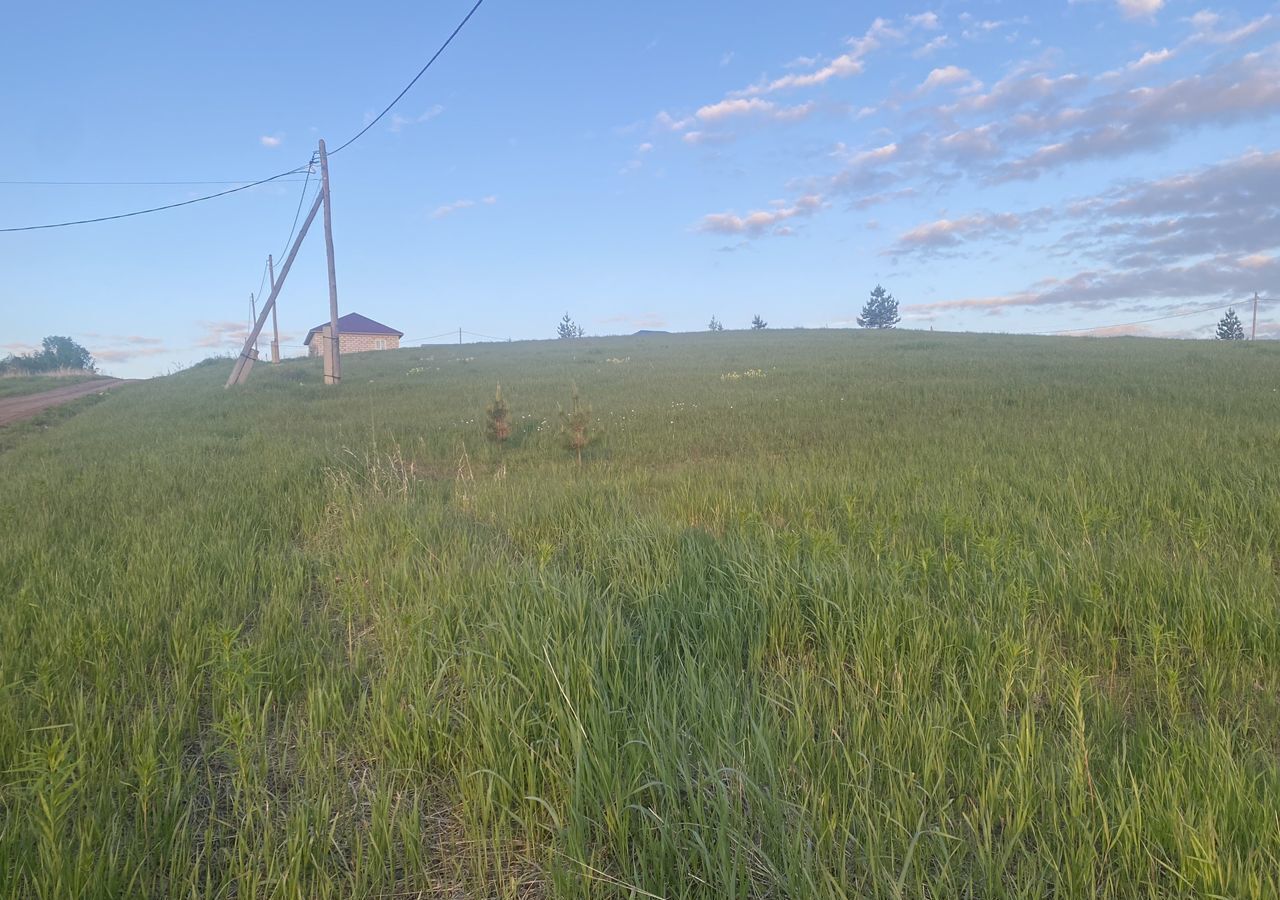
[0,178,310,186]
[403,331,460,343]
[1038,298,1271,336]
[327,0,486,156]
[0,166,310,233]
[254,256,270,302]
[278,155,318,263]
[1,0,486,232]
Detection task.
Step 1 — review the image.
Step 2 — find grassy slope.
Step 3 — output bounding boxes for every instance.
[0,330,1278,898]
[0,373,99,399]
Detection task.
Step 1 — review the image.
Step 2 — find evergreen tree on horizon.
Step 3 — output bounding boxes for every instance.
[557,313,585,339]
[1215,308,1245,340]
[857,285,901,329]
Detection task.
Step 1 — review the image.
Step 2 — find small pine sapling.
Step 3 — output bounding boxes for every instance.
[558,383,593,466]
[485,383,511,446]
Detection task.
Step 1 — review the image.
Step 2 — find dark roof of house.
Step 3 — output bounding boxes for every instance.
[304,313,404,344]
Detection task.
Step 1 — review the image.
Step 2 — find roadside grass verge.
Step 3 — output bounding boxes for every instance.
[0,393,111,454]
[0,373,100,399]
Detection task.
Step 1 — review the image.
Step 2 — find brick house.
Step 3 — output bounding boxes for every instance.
[304,313,403,357]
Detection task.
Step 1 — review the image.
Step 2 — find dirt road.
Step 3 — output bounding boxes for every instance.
[0,378,135,427]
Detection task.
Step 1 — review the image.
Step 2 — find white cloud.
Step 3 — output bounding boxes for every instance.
[1118,0,1164,21]
[992,48,1280,180]
[697,194,826,237]
[919,65,975,92]
[432,196,496,219]
[1191,12,1276,44]
[655,110,697,132]
[390,105,444,133]
[737,16,902,96]
[695,97,814,122]
[1131,48,1172,69]
[907,151,1280,317]
[913,34,953,58]
[848,142,899,166]
[682,130,735,146]
[620,142,654,174]
[908,12,941,30]
[259,134,283,148]
[890,212,1032,256]
[195,320,250,348]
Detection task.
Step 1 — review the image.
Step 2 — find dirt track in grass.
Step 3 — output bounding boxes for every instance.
[0,378,135,426]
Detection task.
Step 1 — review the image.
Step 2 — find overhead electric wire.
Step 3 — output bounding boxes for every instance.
[2,0,486,233]
[254,257,270,302]
[0,178,309,186]
[326,0,486,156]
[0,166,311,233]
[402,331,461,343]
[1038,298,1271,335]
[278,154,318,263]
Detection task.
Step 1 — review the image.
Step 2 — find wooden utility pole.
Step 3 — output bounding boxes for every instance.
[250,293,259,357]
[459,327,463,346]
[225,190,324,388]
[268,254,281,363]
[1252,292,1259,341]
[318,139,341,385]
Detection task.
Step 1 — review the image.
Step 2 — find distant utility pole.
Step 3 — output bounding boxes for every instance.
[268,254,280,363]
[319,139,341,385]
[226,138,341,388]
[459,327,463,346]
[1253,292,1259,341]
[250,293,259,356]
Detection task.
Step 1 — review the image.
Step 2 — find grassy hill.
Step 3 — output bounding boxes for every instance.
[1,330,1278,898]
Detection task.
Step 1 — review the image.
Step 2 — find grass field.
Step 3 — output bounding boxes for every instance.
[1,330,1278,898]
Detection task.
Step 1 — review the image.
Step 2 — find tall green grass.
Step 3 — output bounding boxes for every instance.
[1,331,1278,898]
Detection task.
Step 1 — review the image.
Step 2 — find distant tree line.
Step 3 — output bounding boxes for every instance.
[0,336,97,375]
[561,290,903,336]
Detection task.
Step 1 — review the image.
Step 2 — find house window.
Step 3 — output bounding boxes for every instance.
[375,338,387,350]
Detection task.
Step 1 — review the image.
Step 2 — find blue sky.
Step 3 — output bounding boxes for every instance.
[1,0,1277,377]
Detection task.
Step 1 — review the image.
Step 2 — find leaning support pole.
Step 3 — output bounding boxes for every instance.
[319,139,341,385]
[226,191,324,388]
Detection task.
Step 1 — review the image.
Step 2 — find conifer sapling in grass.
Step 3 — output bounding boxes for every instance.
[485,383,511,446]
[558,383,593,466]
